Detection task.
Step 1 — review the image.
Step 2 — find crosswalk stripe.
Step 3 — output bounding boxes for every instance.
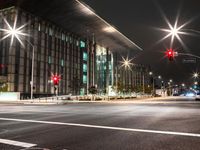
[0,138,36,148]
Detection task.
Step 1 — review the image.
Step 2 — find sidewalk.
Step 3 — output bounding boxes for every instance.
[0,96,195,105]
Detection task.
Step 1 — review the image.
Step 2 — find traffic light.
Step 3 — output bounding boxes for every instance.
[51,75,60,85]
[166,49,174,61]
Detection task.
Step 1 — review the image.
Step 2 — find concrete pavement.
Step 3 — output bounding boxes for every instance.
[0,97,200,150]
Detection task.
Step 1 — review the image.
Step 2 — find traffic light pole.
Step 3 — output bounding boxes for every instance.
[52,74,60,97]
[143,74,145,94]
[55,85,58,96]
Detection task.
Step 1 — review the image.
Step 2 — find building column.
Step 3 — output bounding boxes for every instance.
[86,39,90,95]
[106,48,109,94]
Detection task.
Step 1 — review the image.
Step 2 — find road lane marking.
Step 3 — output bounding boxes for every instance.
[0,138,36,148]
[0,117,200,138]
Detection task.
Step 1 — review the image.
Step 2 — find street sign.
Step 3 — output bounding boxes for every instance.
[182,58,196,63]
[174,52,178,57]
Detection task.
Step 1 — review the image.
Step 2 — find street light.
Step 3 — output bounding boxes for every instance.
[193,72,199,79]
[149,72,153,76]
[158,13,192,48]
[0,15,34,100]
[182,83,185,87]
[157,75,162,88]
[120,56,133,70]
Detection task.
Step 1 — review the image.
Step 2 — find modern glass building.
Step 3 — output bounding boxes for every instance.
[96,45,113,94]
[0,0,143,98]
[0,7,89,97]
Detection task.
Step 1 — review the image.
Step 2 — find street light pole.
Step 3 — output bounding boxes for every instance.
[149,72,154,95]
[153,78,155,94]
[30,44,34,100]
[143,74,145,94]
[115,66,118,93]
[24,39,35,100]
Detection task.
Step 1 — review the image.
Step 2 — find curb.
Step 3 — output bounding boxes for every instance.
[0,96,196,105]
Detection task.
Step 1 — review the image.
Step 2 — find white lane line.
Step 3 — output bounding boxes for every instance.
[0,117,200,138]
[0,138,36,148]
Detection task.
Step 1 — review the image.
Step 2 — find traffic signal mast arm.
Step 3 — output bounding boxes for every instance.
[165,49,200,61]
[177,53,200,59]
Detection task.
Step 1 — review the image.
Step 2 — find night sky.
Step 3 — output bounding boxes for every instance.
[83,0,200,85]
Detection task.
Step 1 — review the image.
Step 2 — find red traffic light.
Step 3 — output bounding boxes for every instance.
[166,49,174,61]
[51,75,61,85]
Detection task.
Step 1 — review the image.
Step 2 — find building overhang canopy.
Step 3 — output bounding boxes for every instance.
[0,0,143,52]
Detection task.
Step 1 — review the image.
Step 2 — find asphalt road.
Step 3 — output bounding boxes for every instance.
[0,98,200,150]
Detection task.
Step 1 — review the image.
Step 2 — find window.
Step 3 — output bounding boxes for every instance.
[83,52,87,61]
[66,35,69,42]
[61,59,64,67]
[38,23,41,31]
[80,41,85,48]
[76,40,79,46]
[48,56,51,64]
[83,75,87,84]
[83,64,87,73]
[49,27,53,36]
[62,33,65,41]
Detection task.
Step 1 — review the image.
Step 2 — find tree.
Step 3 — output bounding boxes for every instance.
[144,85,152,94]
[0,81,8,92]
[116,81,124,94]
[88,86,97,94]
[88,85,97,101]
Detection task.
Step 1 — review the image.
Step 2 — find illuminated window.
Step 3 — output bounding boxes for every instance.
[61,59,64,67]
[83,64,87,72]
[83,52,87,61]
[49,27,53,36]
[48,56,51,64]
[38,23,41,31]
[66,36,69,42]
[62,33,65,41]
[83,75,87,84]
[80,41,86,48]
[76,40,79,46]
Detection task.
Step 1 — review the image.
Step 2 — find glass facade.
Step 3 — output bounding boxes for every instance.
[0,7,90,97]
[96,45,113,94]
